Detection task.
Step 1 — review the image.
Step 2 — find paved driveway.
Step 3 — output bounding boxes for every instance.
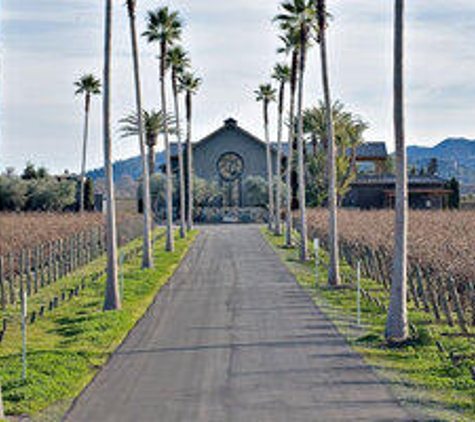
[64,225,415,422]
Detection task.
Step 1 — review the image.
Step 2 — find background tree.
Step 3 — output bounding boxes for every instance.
[276,0,317,261]
[447,177,460,209]
[143,6,182,252]
[74,74,101,213]
[272,63,291,236]
[126,0,154,269]
[303,102,367,206]
[255,83,277,231]
[179,72,202,230]
[103,0,121,311]
[426,158,438,176]
[167,45,190,239]
[386,0,408,343]
[120,110,175,176]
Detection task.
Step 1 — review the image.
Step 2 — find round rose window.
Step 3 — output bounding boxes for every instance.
[217,152,244,182]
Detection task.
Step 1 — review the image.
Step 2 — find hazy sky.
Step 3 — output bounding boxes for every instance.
[2,0,475,174]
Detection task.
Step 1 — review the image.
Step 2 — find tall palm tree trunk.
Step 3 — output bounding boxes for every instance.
[275,81,285,236]
[103,0,120,311]
[172,71,187,239]
[264,101,275,231]
[285,51,298,247]
[126,0,154,269]
[147,139,156,176]
[160,40,175,252]
[296,37,308,261]
[186,92,194,230]
[318,0,340,285]
[79,93,91,213]
[386,0,408,342]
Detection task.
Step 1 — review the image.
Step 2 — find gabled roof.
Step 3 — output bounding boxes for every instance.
[194,118,270,151]
[355,142,388,159]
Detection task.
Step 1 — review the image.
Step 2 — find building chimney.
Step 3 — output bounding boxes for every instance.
[224,118,238,128]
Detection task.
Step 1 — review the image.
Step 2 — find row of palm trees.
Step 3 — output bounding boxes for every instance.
[257,0,408,343]
[97,2,201,310]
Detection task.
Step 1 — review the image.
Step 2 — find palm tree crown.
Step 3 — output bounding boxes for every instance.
[255,84,277,104]
[120,110,176,146]
[74,74,101,97]
[275,0,317,42]
[143,7,182,47]
[166,45,190,74]
[179,72,202,95]
[272,63,291,85]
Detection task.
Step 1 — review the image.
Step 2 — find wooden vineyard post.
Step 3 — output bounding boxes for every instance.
[468,281,475,326]
[447,277,468,334]
[7,253,15,305]
[25,250,32,296]
[423,269,441,322]
[439,276,455,327]
[33,247,39,293]
[0,256,5,310]
[408,267,420,309]
[48,242,53,285]
[415,265,430,313]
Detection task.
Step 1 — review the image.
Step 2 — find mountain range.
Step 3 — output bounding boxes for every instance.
[87,137,475,197]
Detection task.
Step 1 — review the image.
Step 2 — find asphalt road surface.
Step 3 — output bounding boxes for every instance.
[64,225,416,422]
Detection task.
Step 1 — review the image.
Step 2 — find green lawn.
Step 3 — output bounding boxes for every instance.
[0,229,198,419]
[263,228,475,422]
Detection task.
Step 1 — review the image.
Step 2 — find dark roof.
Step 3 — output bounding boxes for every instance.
[355,142,388,159]
[354,174,448,186]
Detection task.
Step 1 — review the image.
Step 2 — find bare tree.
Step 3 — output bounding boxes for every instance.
[386,0,409,343]
[103,0,121,311]
[126,0,154,269]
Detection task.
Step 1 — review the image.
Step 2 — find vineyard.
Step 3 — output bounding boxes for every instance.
[0,212,144,309]
[307,209,475,332]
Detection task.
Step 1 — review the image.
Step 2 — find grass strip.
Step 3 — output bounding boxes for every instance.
[0,229,198,418]
[263,228,475,422]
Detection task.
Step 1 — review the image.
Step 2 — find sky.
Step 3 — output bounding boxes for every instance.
[2,0,475,174]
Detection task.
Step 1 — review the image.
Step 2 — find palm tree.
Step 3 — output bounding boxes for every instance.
[143,7,182,252]
[316,0,340,285]
[120,110,176,177]
[272,63,291,236]
[179,72,202,230]
[167,45,190,239]
[386,0,408,343]
[103,0,120,311]
[74,74,101,213]
[125,0,153,269]
[277,29,300,248]
[276,0,317,261]
[255,83,277,231]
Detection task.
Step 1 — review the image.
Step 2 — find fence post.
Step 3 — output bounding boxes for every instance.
[20,279,27,380]
[423,268,441,322]
[25,250,32,297]
[357,260,361,327]
[447,277,468,334]
[0,256,5,311]
[314,238,319,286]
[415,266,430,313]
[7,253,15,305]
[439,276,455,327]
[468,281,475,326]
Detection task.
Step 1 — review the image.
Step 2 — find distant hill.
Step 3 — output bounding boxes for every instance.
[88,138,475,197]
[407,138,475,194]
[87,151,168,198]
